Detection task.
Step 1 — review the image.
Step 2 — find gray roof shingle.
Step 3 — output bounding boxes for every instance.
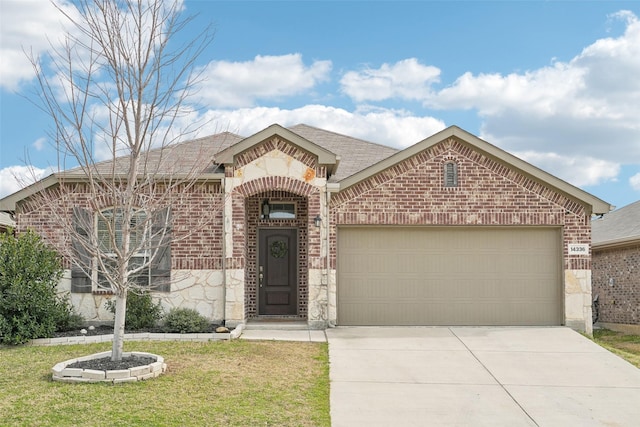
[63,124,397,181]
[592,200,640,245]
[287,124,398,181]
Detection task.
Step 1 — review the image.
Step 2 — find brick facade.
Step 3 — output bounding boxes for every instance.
[16,182,225,277]
[6,126,601,331]
[593,244,640,325]
[329,137,590,271]
[225,144,326,319]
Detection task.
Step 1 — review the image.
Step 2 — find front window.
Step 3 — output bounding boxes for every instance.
[97,208,150,288]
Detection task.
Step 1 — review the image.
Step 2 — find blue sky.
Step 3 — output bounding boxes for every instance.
[1,0,640,212]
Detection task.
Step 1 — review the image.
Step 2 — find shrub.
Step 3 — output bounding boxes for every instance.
[163,308,210,333]
[55,294,85,332]
[0,229,73,344]
[105,290,163,330]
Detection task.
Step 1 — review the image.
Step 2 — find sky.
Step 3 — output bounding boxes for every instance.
[1,0,640,212]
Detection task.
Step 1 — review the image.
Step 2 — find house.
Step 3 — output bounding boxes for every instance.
[0,124,611,333]
[0,212,15,234]
[592,200,640,332]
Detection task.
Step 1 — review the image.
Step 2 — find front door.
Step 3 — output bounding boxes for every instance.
[258,228,298,315]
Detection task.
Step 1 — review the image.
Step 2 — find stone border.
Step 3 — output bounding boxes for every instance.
[28,324,244,346]
[52,351,167,383]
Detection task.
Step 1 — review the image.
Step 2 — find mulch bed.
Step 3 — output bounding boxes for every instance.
[66,355,157,371]
[53,324,227,338]
[52,324,226,370]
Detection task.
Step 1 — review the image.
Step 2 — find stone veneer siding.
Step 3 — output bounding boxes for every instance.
[223,137,326,327]
[328,137,594,332]
[592,243,640,325]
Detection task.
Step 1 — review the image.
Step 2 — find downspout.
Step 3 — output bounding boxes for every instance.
[326,182,340,327]
[221,177,227,325]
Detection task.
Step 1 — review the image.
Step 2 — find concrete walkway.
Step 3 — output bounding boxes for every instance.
[239,328,327,342]
[327,327,640,427]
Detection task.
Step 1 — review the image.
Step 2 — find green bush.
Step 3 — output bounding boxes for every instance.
[105,290,163,330]
[55,294,85,332]
[163,307,210,333]
[0,229,74,345]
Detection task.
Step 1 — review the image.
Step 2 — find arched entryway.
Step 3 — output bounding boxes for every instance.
[245,191,310,320]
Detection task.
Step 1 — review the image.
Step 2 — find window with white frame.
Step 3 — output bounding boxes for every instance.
[96,208,150,288]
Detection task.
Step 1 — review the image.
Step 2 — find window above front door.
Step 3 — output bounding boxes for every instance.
[261,201,296,219]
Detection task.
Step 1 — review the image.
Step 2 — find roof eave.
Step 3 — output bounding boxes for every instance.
[592,236,640,250]
[0,172,225,211]
[0,174,60,211]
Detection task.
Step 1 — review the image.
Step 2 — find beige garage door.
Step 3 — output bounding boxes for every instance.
[337,227,562,326]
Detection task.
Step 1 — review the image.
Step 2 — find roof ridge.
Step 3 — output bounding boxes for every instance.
[288,123,400,152]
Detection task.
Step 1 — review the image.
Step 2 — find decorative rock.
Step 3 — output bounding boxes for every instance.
[80,329,87,335]
[88,325,95,331]
[216,326,230,333]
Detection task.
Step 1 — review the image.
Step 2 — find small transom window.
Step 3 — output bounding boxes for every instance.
[262,201,296,219]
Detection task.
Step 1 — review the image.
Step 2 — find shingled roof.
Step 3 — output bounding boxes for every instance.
[0,123,612,216]
[287,124,398,181]
[592,200,640,248]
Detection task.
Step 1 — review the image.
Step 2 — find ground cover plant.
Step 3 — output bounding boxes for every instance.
[592,328,640,368]
[0,340,330,426]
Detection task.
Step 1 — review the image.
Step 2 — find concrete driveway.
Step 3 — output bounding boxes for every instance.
[327,327,640,426]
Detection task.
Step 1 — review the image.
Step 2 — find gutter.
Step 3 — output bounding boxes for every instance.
[592,236,640,251]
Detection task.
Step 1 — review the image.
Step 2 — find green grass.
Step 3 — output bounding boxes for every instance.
[592,328,640,368]
[0,340,330,427]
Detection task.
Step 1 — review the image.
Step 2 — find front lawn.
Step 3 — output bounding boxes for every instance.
[592,328,640,368]
[0,340,330,426]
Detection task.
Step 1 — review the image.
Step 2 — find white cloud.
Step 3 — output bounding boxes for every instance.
[194,54,332,108]
[630,172,640,191]
[33,137,47,151]
[426,11,640,173]
[340,58,440,102]
[192,105,445,149]
[515,151,620,187]
[0,165,52,198]
[0,0,80,91]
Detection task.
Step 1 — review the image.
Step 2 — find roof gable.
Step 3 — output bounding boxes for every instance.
[337,125,612,215]
[215,124,339,173]
[287,124,398,181]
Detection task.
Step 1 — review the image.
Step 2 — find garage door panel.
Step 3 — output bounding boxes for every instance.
[337,227,562,326]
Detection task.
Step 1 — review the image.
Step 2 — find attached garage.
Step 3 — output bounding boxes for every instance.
[337,226,563,326]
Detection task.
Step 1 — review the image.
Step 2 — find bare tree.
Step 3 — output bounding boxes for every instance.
[27,0,218,361]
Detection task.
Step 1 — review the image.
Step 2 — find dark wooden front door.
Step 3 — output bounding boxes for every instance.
[258,229,298,315]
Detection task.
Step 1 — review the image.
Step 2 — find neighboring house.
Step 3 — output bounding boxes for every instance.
[592,200,640,330]
[0,212,15,233]
[0,124,611,333]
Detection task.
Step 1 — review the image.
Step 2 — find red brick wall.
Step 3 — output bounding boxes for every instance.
[592,244,640,325]
[232,175,323,319]
[329,137,590,270]
[244,192,309,319]
[16,182,225,271]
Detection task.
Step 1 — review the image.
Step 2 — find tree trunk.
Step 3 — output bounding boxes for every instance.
[112,292,127,361]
